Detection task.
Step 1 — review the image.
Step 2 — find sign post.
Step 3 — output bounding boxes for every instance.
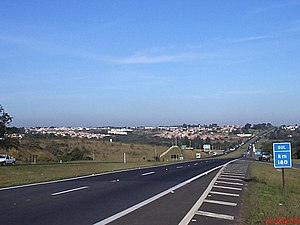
[273,142,292,190]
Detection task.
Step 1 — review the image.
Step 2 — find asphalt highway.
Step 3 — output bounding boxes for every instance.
[0,158,235,225]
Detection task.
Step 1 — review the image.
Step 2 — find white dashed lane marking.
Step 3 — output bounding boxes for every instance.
[141,172,155,176]
[51,186,89,196]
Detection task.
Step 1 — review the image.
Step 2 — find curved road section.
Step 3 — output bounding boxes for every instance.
[0,158,237,225]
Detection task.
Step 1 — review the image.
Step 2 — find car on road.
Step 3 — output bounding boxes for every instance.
[259,152,271,161]
[0,154,16,166]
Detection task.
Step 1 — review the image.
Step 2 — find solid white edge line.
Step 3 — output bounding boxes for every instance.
[178,159,238,225]
[51,186,89,196]
[94,159,238,225]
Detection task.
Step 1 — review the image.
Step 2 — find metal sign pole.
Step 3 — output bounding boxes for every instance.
[273,142,292,191]
[282,168,285,190]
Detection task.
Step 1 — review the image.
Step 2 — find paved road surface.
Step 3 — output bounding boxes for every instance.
[1,158,236,225]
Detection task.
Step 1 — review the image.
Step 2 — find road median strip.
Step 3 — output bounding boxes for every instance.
[210,191,240,197]
[220,174,245,179]
[95,159,238,225]
[213,185,242,191]
[215,180,243,186]
[203,199,237,206]
[195,210,234,220]
[217,177,243,182]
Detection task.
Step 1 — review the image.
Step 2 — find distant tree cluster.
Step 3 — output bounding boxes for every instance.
[252,123,273,130]
[112,131,172,146]
[264,126,300,159]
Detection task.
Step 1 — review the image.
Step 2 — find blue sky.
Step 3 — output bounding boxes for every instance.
[1,0,300,127]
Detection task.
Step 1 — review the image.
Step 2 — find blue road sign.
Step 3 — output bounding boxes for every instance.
[273,142,292,168]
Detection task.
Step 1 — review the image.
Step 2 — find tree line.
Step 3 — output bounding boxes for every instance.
[0,104,13,148]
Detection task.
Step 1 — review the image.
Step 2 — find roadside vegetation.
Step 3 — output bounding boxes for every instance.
[258,126,300,159]
[1,138,169,164]
[240,162,300,224]
[0,141,237,188]
[2,104,299,192]
[218,143,248,159]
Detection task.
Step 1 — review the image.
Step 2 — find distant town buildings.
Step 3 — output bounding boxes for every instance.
[17,124,245,142]
[155,125,243,140]
[9,123,297,141]
[236,133,252,138]
[25,127,110,139]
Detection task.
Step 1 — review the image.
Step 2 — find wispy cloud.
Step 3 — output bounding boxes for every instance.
[116,52,202,64]
[0,33,111,63]
[224,90,265,95]
[192,90,266,99]
[0,32,274,68]
[223,90,287,96]
[251,1,300,14]
[285,20,300,33]
[1,33,215,65]
[192,94,221,100]
[221,58,250,66]
[3,33,29,46]
[230,35,271,43]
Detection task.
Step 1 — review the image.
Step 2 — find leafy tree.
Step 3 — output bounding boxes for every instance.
[70,148,84,161]
[205,137,211,144]
[0,104,13,141]
[252,123,273,130]
[244,123,252,130]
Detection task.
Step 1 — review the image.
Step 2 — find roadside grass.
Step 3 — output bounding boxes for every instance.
[293,159,300,164]
[254,137,267,150]
[0,152,210,188]
[0,149,214,188]
[240,162,300,225]
[0,138,169,164]
[0,161,162,188]
[0,140,213,188]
